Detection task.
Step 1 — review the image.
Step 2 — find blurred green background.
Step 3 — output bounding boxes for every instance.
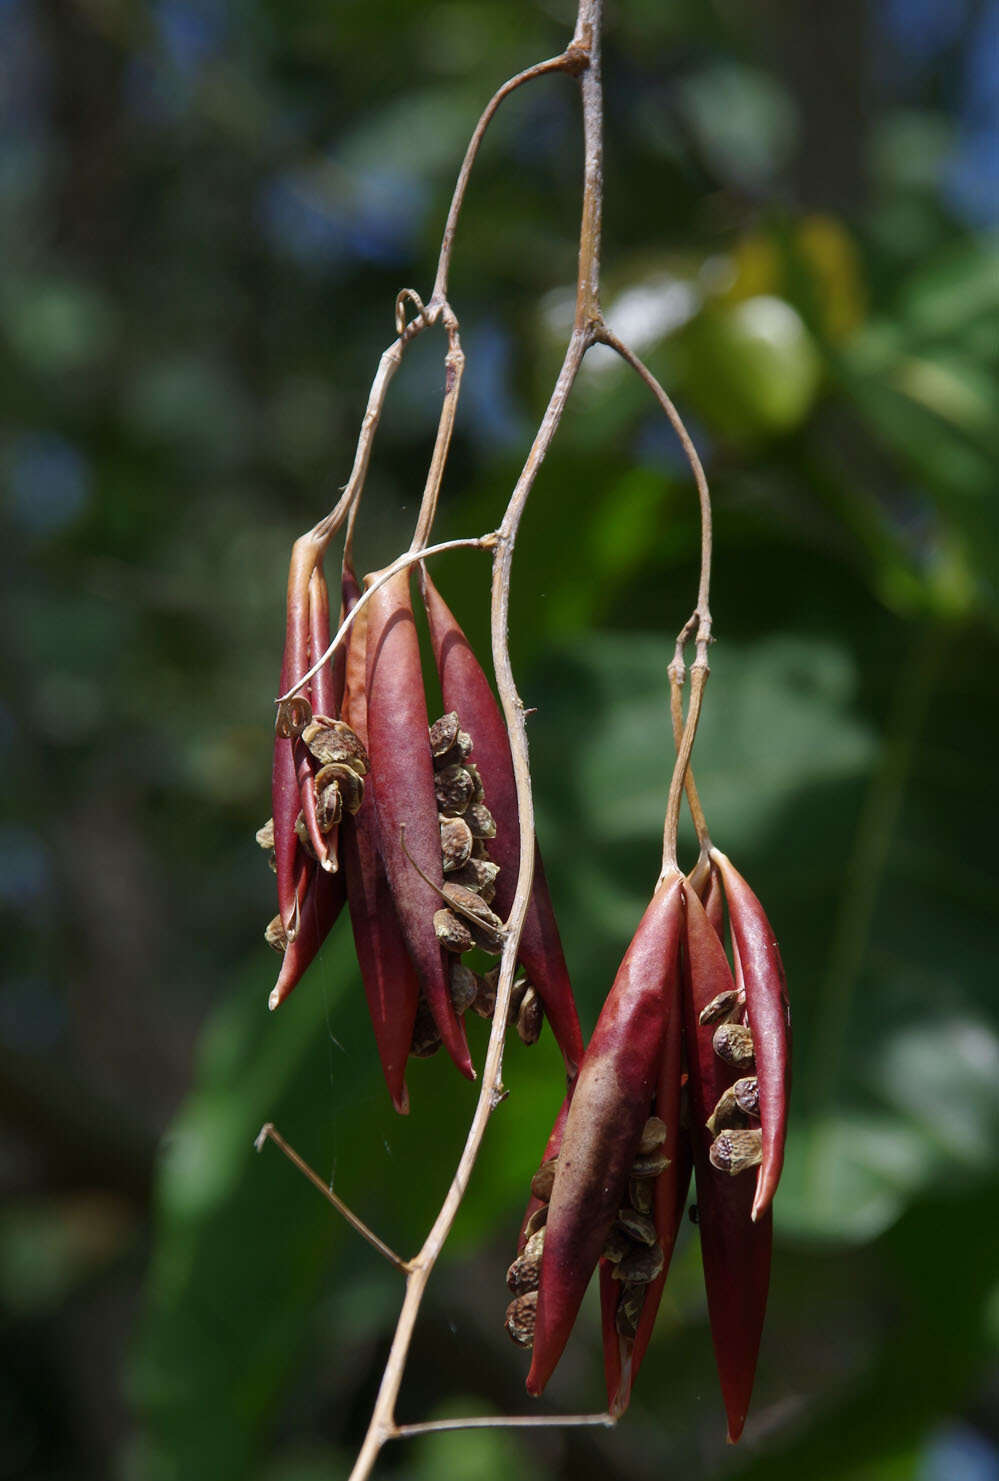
[2,1,998,1478]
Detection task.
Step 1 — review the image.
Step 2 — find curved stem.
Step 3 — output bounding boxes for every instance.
[668,665,712,856]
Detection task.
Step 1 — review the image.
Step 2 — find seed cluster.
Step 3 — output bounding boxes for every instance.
[412,711,544,1057]
[504,1114,670,1348]
[699,989,763,1177]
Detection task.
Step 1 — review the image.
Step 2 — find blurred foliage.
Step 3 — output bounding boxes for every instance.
[1,1,997,1479]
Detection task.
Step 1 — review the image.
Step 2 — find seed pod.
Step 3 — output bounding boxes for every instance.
[706,1084,751,1136]
[713,1022,755,1068]
[434,764,475,816]
[530,1158,558,1203]
[615,1208,657,1245]
[434,908,473,954]
[268,865,346,1011]
[440,816,474,872]
[505,1291,538,1349]
[698,988,744,1026]
[422,576,584,1078]
[517,986,544,1045]
[302,718,369,775]
[712,849,790,1222]
[709,1128,763,1176]
[365,568,472,1079]
[340,570,419,1113]
[507,1255,541,1297]
[681,879,772,1444]
[527,875,684,1398]
[449,962,480,1015]
[315,762,364,815]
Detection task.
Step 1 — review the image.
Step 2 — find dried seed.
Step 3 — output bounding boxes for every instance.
[315,762,364,814]
[505,1290,538,1348]
[506,1254,541,1296]
[315,782,343,833]
[630,1148,670,1179]
[628,1178,653,1214]
[434,764,475,816]
[523,1228,546,1264]
[733,1075,760,1118]
[471,838,490,860]
[410,1003,442,1058]
[471,971,497,1019]
[449,962,480,1014]
[613,1242,665,1284]
[264,915,288,954]
[293,812,317,859]
[441,884,504,955]
[706,1084,751,1136]
[638,1116,667,1154]
[517,985,544,1045]
[465,763,485,803]
[615,1208,657,1246]
[616,1282,646,1337]
[301,718,369,774]
[256,819,275,852]
[440,816,473,871]
[602,1227,632,1263]
[429,712,460,758]
[275,695,312,740]
[465,802,497,839]
[713,1021,755,1068]
[448,857,500,902]
[530,1158,558,1203]
[709,1128,763,1176]
[505,974,528,1024]
[524,1203,548,1238]
[698,988,744,1025]
[434,908,474,954]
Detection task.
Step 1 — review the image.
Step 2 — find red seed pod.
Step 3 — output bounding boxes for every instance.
[526,874,684,1397]
[364,568,473,1080]
[268,863,347,1011]
[711,850,790,1222]
[682,880,772,1443]
[422,574,584,1079]
[600,961,692,1417]
[340,567,419,1114]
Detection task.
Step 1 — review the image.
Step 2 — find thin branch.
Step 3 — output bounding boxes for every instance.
[408,311,465,554]
[668,664,712,856]
[254,1123,409,1273]
[392,1412,616,1438]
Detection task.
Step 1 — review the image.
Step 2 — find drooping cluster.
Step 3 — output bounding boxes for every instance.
[506,851,790,1442]
[257,544,584,1113]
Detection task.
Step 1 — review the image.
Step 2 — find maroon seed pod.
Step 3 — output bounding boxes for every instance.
[711,849,790,1222]
[340,573,419,1113]
[365,568,473,1080]
[526,874,684,1397]
[268,862,347,1011]
[422,574,584,1079]
[682,879,772,1443]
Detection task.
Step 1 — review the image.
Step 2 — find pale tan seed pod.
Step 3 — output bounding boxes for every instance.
[698,987,745,1026]
[302,718,368,774]
[628,1178,653,1214]
[449,962,480,1015]
[275,695,312,740]
[410,1003,442,1058]
[616,1208,657,1246]
[315,782,343,833]
[264,915,288,954]
[440,816,474,872]
[434,908,474,955]
[733,1075,760,1117]
[631,1148,670,1179]
[506,1254,541,1297]
[638,1115,668,1154]
[516,985,543,1045]
[602,1227,632,1263]
[465,802,497,839]
[616,1281,646,1336]
[315,762,364,814]
[713,1021,755,1068]
[524,1203,548,1239]
[255,819,275,852]
[709,1127,763,1176]
[434,764,475,816]
[706,1084,751,1136]
[530,1158,558,1203]
[505,1290,538,1348]
[614,1241,665,1284]
[448,857,499,902]
[523,1227,546,1265]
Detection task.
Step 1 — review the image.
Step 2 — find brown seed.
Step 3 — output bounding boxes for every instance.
[255,819,275,852]
[638,1116,667,1154]
[616,1208,657,1245]
[301,718,368,774]
[629,1178,653,1214]
[471,971,497,1019]
[440,885,504,955]
[440,816,473,871]
[523,1227,545,1266]
[712,1021,755,1068]
[505,1291,538,1348]
[449,962,480,1015]
[530,1158,558,1203]
[516,986,544,1045]
[616,1283,645,1337]
[293,813,317,859]
[709,1128,763,1176]
[410,1003,442,1058]
[434,908,473,954]
[698,988,744,1025]
[602,1227,632,1263]
[465,763,485,803]
[448,857,500,902]
[315,762,364,814]
[614,1242,665,1284]
[429,712,460,758]
[631,1148,670,1179]
[264,915,288,954]
[524,1203,548,1238]
[506,1255,541,1296]
[434,764,475,816]
[733,1075,760,1117]
[504,974,528,1025]
[705,1084,751,1136]
[465,802,497,839]
[315,782,343,833]
[275,695,312,739]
